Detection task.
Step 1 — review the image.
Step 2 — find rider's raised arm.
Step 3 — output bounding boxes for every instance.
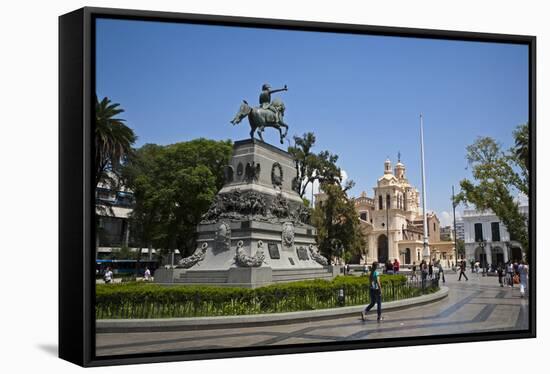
[269,87,288,94]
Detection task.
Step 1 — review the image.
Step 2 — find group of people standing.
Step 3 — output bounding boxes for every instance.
[410,259,446,286]
[496,260,529,297]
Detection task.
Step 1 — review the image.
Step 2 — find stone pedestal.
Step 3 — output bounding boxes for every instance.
[157,139,333,287]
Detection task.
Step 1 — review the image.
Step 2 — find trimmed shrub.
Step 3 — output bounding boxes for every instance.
[95,274,436,319]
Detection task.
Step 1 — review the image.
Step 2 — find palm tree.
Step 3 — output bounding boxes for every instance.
[95,96,137,187]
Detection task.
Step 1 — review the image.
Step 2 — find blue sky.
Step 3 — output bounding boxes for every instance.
[96,18,529,225]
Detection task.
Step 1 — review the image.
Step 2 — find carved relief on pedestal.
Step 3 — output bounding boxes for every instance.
[215,221,231,251]
[271,162,283,187]
[308,244,329,266]
[281,222,295,247]
[234,240,265,267]
[176,242,208,269]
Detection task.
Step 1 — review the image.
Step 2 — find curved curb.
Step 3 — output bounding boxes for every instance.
[97,286,449,333]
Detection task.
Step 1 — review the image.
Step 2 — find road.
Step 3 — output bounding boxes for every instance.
[96,271,529,356]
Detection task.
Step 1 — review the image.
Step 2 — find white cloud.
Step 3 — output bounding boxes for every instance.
[439,211,452,227]
[341,169,349,184]
[438,210,462,227]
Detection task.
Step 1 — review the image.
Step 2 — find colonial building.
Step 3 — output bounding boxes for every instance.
[463,205,527,266]
[353,158,456,266]
[95,176,158,260]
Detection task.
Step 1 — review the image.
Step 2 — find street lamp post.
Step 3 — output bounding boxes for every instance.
[478,239,487,277]
[504,241,511,264]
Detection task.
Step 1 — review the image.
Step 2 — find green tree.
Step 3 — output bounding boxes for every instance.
[95,96,137,187]
[122,139,233,257]
[455,124,529,254]
[312,182,365,261]
[456,239,465,258]
[288,132,342,198]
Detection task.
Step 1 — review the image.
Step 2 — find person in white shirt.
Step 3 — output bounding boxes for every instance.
[103,267,113,284]
[144,267,151,281]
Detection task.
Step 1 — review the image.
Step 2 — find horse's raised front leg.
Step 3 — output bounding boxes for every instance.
[277,127,284,144]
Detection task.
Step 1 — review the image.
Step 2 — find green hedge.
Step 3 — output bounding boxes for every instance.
[96,274,438,319]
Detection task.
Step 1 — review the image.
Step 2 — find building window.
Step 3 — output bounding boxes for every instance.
[386,194,390,209]
[379,195,383,210]
[491,222,501,242]
[474,223,483,242]
[433,222,436,233]
[360,212,367,221]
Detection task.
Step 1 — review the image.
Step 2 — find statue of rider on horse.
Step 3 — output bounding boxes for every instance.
[231,83,289,144]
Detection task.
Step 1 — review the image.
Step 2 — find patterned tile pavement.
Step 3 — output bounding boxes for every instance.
[95,271,529,356]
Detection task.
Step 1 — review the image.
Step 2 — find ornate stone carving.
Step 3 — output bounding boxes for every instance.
[309,244,329,266]
[201,190,267,222]
[224,165,234,183]
[270,193,289,218]
[296,246,309,261]
[271,162,283,187]
[234,240,265,267]
[176,243,208,269]
[215,222,231,251]
[237,162,244,177]
[245,161,261,182]
[282,222,295,247]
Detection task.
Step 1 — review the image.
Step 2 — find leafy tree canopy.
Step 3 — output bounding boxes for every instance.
[312,182,365,261]
[288,132,343,198]
[455,123,529,254]
[122,139,233,256]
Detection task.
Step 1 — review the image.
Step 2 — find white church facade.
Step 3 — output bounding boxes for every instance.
[354,158,455,266]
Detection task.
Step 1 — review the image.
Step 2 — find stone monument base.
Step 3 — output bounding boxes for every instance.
[155,139,336,288]
[154,265,339,288]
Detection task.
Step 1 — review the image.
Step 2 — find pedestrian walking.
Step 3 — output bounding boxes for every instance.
[506,261,514,288]
[144,267,151,281]
[421,260,428,288]
[437,260,445,283]
[497,263,504,287]
[428,260,434,280]
[458,260,469,281]
[103,267,113,284]
[361,261,383,322]
[518,260,529,298]
[411,261,417,280]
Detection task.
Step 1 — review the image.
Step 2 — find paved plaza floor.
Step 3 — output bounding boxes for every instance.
[95,271,529,356]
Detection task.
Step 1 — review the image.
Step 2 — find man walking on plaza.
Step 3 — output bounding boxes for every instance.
[458,260,469,281]
[506,261,515,287]
[437,260,445,283]
[361,261,383,322]
[421,260,428,288]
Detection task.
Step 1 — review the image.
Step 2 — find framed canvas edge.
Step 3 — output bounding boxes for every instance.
[58,6,537,368]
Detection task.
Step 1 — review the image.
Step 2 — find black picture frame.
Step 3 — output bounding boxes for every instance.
[59,6,536,367]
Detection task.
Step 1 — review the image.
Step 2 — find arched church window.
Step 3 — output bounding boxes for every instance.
[386,194,390,209]
[379,195,383,210]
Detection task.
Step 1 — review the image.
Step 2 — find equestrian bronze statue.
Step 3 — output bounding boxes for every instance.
[231,83,289,144]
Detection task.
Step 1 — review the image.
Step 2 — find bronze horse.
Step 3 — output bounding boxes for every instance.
[230,99,289,144]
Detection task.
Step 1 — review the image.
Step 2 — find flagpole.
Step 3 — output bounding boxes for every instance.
[452,185,459,263]
[420,114,430,261]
